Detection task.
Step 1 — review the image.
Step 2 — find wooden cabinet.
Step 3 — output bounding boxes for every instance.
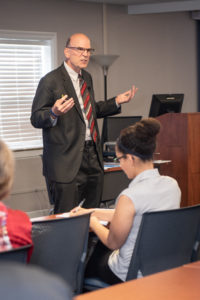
[156,113,200,207]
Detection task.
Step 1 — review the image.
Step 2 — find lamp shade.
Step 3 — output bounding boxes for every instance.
[91,54,119,101]
[91,54,119,68]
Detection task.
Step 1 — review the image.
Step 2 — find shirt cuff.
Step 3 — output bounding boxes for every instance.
[50,115,58,126]
[115,99,121,108]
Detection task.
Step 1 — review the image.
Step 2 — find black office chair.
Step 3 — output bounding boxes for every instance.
[191,221,200,262]
[30,214,90,295]
[0,244,32,263]
[84,205,200,291]
[0,262,72,300]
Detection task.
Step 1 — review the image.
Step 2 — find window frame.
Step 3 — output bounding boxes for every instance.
[0,29,57,152]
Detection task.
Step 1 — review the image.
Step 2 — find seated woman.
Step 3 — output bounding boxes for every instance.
[0,140,33,259]
[71,118,181,284]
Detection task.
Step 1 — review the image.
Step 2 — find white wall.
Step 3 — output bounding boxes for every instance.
[0,0,197,118]
[106,6,197,116]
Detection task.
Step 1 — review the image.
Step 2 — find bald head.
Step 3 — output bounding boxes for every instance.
[66,33,90,48]
[64,33,92,73]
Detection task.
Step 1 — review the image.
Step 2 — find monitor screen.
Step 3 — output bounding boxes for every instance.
[102,116,142,145]
[149,94,184,118]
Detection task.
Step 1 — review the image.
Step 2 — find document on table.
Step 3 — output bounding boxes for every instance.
[56,212,70,218]
[153,160,171,164]
[56,212,108,225]
[104,162,120,170]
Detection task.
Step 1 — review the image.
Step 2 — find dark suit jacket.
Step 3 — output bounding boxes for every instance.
[31,64,120,183]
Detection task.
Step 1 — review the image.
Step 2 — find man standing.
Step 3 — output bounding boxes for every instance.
[31,33,137,213]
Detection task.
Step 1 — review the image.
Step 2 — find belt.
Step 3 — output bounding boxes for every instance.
[84,140,94,147]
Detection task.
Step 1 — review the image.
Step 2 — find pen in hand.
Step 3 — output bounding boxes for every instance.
[75,199,85,213]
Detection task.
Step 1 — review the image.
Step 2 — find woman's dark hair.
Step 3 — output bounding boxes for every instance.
[116,118,161,161]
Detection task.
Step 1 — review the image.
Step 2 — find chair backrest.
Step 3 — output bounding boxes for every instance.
[0,244,32,263]
[30,214,90,295]
[126,205,200,280]
[0,262,72,300]
[191,221,200,261]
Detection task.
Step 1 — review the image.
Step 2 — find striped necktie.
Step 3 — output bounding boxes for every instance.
[79,74,97,143]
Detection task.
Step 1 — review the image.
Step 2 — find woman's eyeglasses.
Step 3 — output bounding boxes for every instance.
[114,155,126,163]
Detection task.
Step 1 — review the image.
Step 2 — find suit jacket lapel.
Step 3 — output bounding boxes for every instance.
[60,64,85,122]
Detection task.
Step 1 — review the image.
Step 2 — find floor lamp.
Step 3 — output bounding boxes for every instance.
[91,54,119,101]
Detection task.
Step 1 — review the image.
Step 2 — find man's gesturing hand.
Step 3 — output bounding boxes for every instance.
[51,95,75,117]
[115,85,138,105]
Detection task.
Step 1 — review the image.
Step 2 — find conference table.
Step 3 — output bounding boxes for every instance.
[74,261,200,300]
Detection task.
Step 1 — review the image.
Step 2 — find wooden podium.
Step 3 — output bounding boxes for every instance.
[155,113,200,207]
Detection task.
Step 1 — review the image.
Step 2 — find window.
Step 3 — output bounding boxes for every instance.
[0,30,57,150]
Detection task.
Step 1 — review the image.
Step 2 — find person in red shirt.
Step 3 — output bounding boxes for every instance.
[0,140,33,260]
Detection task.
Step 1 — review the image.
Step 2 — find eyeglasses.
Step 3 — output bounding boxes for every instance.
[114,155,126,163]
[67,46,95,55]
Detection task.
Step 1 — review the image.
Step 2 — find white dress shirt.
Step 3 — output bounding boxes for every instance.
[64,61,91,141]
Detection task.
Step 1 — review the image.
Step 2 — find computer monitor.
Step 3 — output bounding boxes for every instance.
[149,94,184,118]
[101,116,142,159]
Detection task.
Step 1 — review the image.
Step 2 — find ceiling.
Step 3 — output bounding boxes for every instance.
[76,0,200,14]
[77,0,192,4]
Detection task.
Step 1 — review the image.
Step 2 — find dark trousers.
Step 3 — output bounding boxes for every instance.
[85,239,123,285]
[46,142,104,213]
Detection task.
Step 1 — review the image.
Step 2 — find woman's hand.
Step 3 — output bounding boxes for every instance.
[69,206,94,217]
[70,207,100,233]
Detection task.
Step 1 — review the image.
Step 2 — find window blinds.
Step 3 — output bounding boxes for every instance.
[0,32,55,150]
